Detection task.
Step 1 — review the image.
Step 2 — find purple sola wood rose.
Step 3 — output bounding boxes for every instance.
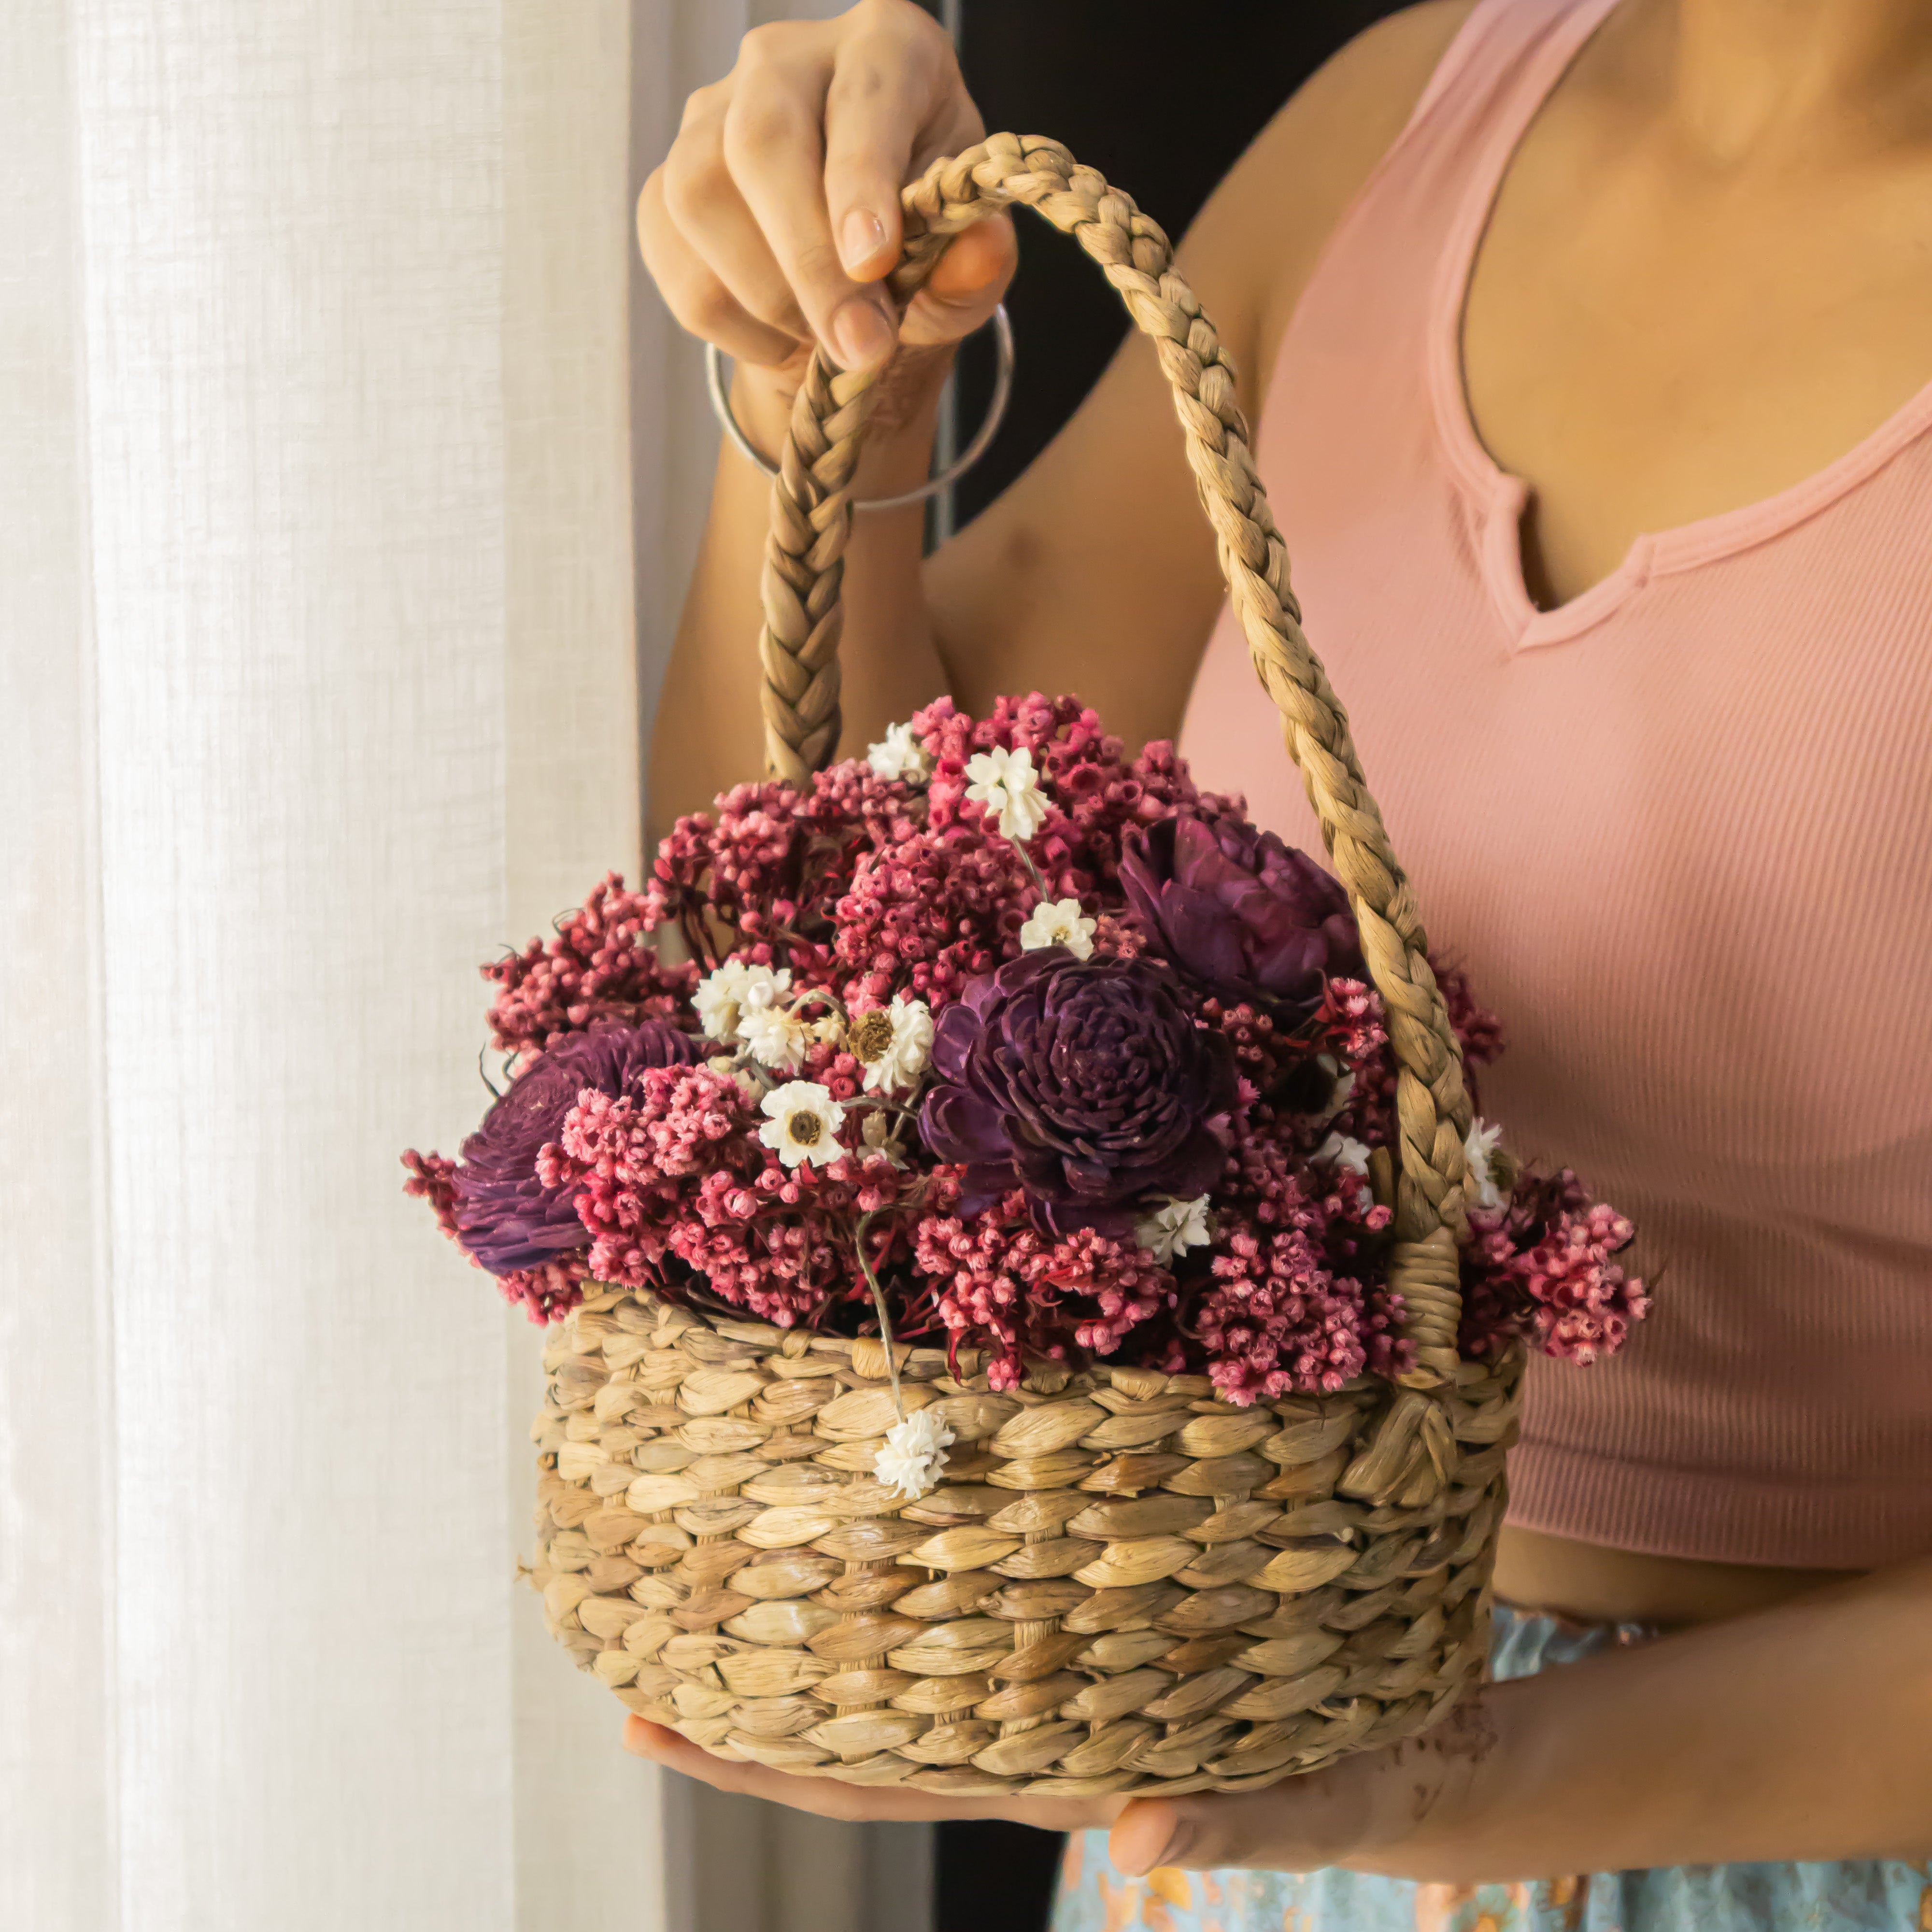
[1119,811,1364,1014]
[921,949,1238,1236]
[454,1021,698,1276]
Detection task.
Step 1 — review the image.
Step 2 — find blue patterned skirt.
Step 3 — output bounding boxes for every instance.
[1051,1605,1931,1931]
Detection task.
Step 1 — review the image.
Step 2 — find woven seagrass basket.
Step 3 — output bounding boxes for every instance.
[526,133,1524,1799]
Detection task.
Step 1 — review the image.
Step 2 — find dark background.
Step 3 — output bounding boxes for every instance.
[926,5,1406,1928]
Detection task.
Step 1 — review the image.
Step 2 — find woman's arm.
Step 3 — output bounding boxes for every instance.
[639,0,1475,840]
[625,1556,1932,1880]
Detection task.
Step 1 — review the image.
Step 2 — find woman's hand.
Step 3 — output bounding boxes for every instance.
[621,1705,1479,1880]
[627,1561,1932,1883]
[636,0,1015,388]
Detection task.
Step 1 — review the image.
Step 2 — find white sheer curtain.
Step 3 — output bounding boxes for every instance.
[3,1,656,1926]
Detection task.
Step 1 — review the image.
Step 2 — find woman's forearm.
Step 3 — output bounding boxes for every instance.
[1355,1558,1932,1880]
[646,356,954,842]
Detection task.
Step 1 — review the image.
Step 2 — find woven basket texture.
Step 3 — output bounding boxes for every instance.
[532,1292,1520,1794]
[525,134,1526,1793]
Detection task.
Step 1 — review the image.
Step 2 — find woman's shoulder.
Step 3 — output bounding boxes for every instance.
[1181,1,1479,402]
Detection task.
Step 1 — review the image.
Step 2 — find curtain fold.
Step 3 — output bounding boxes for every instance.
[4,2,658,1926]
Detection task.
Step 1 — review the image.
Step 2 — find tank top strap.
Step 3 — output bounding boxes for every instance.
[1390,0,1623,195]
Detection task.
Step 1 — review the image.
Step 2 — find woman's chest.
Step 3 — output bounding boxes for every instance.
[1183,472,1932,1175]
[1462,98,1932,609]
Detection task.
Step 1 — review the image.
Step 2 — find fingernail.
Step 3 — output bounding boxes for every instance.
[1156,1818,1197,1870]
[839,207,887,273]
[832,296,893,369]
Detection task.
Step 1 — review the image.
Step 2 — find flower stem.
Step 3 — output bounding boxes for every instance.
[853,1210,905,1422]
[788,985,850,1023]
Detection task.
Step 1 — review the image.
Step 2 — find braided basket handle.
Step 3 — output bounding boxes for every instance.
[756,134,1474,1385]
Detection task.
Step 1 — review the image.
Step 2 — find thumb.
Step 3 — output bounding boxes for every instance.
[1108,1773,1366,1878]
[1108,1797,1199,1876]
[898,213,1015,351]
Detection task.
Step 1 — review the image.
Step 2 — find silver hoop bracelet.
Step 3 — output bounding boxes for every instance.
[704,303,1014,512]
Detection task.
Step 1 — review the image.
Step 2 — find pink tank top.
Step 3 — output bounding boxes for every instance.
[1181,0,1932,1568]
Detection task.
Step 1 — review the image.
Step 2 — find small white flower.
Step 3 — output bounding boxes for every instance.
[692,960,749,1040]
[1463,1117,1506,1212]
[874,1405,955,1501]
[758,1080,846,1170]
[735,964,791,1019]
[1316,1131,1375,1208]
[861,1109,907,1169]
[739,1004,811,1073]
[1314,1054,1356,1122]
[867,721,931,783]
[1019,896,1097,961]
[1316,1131,1373,1179]
[1136,1193,1213,1265]
[810,1014,847,1047]
[693,960,792,1042]
[849,994,934,1095]
[964,744,1050,844]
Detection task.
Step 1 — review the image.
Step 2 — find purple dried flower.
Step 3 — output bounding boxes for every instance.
[921,948,1237,1236]
[1119,811,1363,1015]
[454,1021,698,1275]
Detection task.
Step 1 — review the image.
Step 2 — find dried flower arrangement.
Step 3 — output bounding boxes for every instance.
[405,693,1646,1502]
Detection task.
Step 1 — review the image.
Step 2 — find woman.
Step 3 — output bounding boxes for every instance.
[628,0,1932,1924]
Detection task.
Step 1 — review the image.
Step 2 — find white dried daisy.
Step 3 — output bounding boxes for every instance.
[1463,1117,1506,1212]
[1019,896,1097,961]
[739,1003,810,1074]
[1135,1193,1213,1265]
[693,960,791,1042]
[866,720,931,783]
[758,1080,846,1170]
[849,994,934,1095]
[964,744,1050,843]
[874,1406,955,1501]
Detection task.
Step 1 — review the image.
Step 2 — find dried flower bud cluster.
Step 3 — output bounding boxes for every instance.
[406,692,1646,1398]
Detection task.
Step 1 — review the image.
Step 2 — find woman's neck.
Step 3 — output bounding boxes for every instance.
[1620,0,1932,160]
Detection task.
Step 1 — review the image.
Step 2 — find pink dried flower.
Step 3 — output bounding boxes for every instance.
[910,1186,1173,1388]
[1317,977,1388,1064]
[485,874,696,1055]
[402,1149,460,1238]
[1459,1169,1648,1363]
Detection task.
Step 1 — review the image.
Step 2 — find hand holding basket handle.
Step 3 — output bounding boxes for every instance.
[757,133,1477,1401]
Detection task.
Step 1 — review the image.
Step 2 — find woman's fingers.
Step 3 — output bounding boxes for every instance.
[637,166,803,369]
[641,0,996,374]
[820,21,949,283]
[624,1716,1120,1836]
[660,93,812,342]
[724,36,896,371]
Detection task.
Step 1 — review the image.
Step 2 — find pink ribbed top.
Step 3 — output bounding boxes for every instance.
[1181,0,1932,1568]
